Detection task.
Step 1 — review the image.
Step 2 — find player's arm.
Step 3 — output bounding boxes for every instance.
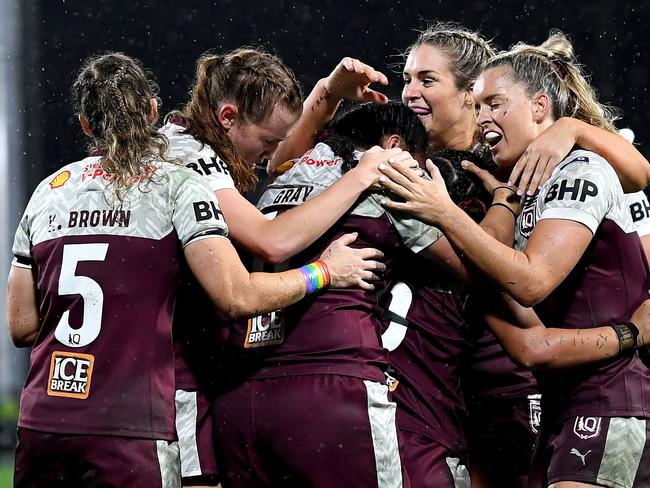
[380,159,594,306]
[6,265,40,347]
[184,233,384,320]
[483,293,650,371]
[509,117,650,195]
[269,58,388,173]
[219,147,411,264]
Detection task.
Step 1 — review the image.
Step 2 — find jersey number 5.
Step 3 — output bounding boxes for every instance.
[54,243,109,347]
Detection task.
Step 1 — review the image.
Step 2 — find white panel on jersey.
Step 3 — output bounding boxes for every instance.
[156,439,182,488]
[625,191,650,237]
[174,389,202,477]
[364,380,404,488]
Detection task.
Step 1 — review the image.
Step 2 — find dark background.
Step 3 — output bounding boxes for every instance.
[18,0,650,193]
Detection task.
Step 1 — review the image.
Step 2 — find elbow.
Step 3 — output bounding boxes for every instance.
[257,242,293,265]
[7,324,37,348]
[510,282,548,308]
[509,341,552,371]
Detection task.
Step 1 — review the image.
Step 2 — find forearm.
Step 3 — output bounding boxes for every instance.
[437,205,536,302]
[260,170,369,262]
[489,316,620,371]
[569,118,650,192]
[269,78,342,173]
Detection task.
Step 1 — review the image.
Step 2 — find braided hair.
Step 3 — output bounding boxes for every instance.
[169,47,303,192]
[72,52,167,202]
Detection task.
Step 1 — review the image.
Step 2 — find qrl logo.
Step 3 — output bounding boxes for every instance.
[573,416,602,440]
[528,393,542,434]
[47,351,94,399]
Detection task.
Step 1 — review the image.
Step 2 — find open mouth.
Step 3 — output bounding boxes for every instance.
[483,130,503,148]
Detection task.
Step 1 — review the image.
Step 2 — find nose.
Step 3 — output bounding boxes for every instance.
[401,82,420,102]
[476,105,490,126]
[261,142,280,161]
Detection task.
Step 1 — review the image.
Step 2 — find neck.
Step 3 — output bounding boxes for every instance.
[429,112,478,151]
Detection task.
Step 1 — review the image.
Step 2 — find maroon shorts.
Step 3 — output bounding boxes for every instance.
[14,427,180,487]
[212,374,407,487]
[175,389,219,486]
[400,430,469,488]
[529,415,650,488]
[466,394,539,480]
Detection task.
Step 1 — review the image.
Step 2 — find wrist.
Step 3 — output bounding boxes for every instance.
[611,321,640,352]
[492,187,521,217]
[299,260,331,295]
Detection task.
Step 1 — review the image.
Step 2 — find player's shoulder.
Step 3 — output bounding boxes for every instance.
[556,149,613,178]
[160,122,211,159]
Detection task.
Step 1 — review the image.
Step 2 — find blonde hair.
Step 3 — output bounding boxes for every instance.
[408,22,494,90]
[170,47,303,192]
[486,30,618,132]
[72,52,167,200]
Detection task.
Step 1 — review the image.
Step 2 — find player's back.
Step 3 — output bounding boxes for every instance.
[224,143,441,384]
[13,156,226,440]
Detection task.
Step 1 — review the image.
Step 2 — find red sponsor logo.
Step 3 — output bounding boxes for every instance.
[81,163,158,183]
[298,149,341,167]
[49,170,71,189]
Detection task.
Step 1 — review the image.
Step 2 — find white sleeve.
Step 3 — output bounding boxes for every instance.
[538,154,615,234]
[626,191,650,237]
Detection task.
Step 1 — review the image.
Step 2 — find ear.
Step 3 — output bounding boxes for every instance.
[532,92,551,123]
[150,98,159,123]
[382,134,402,150]
[464,81,475,107]
[79,114,93,137]
[218,103,238,130]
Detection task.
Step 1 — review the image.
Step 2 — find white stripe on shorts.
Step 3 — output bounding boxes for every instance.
[364,379,404,488]
[597,417,645,488]
[156,439,181,488]
[446,457,471,488]
[174,389,202,477]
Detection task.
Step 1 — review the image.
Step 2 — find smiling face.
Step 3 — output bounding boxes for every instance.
[227,103,300,166]
[473,66,545,169]
[401,45,475,150]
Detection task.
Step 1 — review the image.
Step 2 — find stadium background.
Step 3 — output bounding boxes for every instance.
[0,0,648,483]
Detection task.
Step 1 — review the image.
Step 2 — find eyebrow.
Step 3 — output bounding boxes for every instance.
[402,69,440,76]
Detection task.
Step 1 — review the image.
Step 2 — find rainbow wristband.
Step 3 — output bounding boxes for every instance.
[299,260,331,295]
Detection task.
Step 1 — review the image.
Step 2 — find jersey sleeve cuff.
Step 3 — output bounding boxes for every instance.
[183,229,229,247]
[539,207,599,234]
[408,227,443,253]
[12,255,34,269]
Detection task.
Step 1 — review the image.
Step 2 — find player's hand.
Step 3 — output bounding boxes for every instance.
[509,117,578,196]
[320,232,385,290]
[323,57,389,104]
[630,295,650,347]
[461,159,505,195]
[350,146,422,189]
[378,158,455,225]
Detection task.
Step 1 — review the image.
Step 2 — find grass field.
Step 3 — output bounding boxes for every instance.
[0,464,12,488]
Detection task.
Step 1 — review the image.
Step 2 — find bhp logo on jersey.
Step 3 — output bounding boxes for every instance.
[244,311,284,348]
[544,178,598,204]
[47,351,94,399]
[193,201,224,222]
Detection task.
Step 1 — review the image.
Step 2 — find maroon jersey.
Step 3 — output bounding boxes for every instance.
[517,150,650,421]
[11,157,228,439]
[380,254,477,457]
[223,143,442,383]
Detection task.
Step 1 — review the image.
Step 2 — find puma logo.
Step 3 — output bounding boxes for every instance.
[570,448,592,466]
